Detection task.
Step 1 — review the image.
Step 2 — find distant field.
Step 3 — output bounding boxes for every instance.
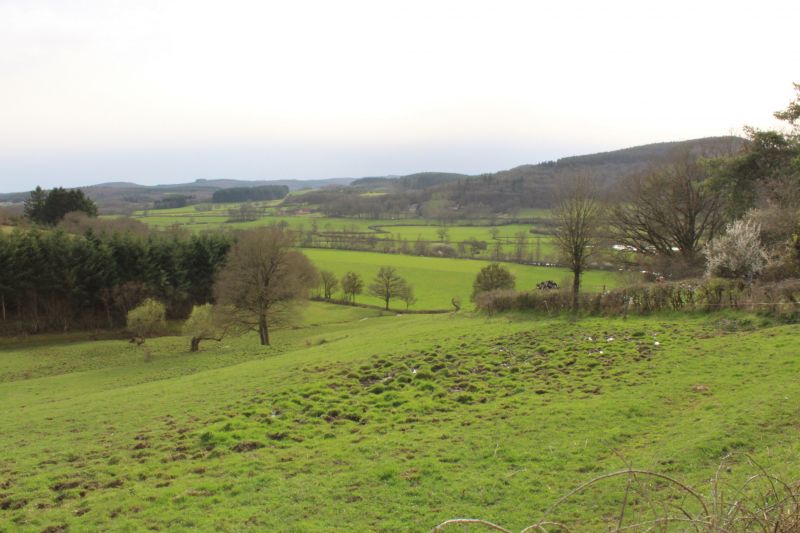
[134,215,230,227]
[380,223,542,240]
[303,248,619,310]
[379,224,559,258]
[129,207,561,259]
[134,212,397,232]
[2,307,799,531]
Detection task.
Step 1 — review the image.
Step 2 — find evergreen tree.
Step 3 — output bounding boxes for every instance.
[23,186,47,222]
[23,186,98,225]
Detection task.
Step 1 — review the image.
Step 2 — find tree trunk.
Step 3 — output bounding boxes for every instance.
[190,337,201,352]
[31,291,40,333]
[572,269,581,313]
[105,301,113,329]
[259,313,270,346]
[384,297,389,310]
[1,294,5,321]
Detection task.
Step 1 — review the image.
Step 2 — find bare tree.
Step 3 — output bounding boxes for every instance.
[513,231,528,262]
[215,227,317,346]
[318,270,339,300]
[553,175,603,312]
[611,156,724,265]
[398,282,417,310]
[437,225,449,243]
[341,271,363,304]
[367,266,407,310]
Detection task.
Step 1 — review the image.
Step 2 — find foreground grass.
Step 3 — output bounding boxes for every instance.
[1,305,799,531]
[303,248,620,310]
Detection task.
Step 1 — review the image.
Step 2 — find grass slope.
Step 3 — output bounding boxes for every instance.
[1,306,799,531]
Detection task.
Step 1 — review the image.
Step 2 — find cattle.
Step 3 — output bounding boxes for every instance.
[536,280,559,290]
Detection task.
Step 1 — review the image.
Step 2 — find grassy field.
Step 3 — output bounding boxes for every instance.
[127,204,563,261]
[133,202,555,252]
[133,214,553,243]
[133,213,402,232]
[302,249,619,310]
[1,305,799,531]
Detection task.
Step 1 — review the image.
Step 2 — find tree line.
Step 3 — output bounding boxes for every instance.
[2,217,423,340]
[314,266,415,310]
[0,229,231,333]
[149,228,418,352]
[23,186,98,225]
[212,185,289,203]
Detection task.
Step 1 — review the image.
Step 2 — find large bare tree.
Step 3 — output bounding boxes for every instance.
[367,266,407,310]
[318,270,339,300]
[611,156,724,264]
[341,271,363,303]
[215,227,317,346]
[553,175,604,312]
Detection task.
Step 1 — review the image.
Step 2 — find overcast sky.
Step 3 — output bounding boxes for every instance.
[0,0,797,192]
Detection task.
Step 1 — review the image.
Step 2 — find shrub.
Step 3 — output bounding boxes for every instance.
[705,219,768,280]
[182,304,241,352]
[126,298,166,344]
[472,263,515,301]
[430,244,457,258]
[475,279,800,318]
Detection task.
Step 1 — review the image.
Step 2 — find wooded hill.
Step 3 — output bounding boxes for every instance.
[290,136,745,218]
[0,178,353,214]
[0,136,743,216]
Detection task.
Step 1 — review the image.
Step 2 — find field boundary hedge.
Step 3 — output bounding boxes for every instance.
[309,296,452,314]
[475,278,800,318]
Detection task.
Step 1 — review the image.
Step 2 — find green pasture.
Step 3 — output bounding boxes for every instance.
[131,207,560,259]
[378,224,559,258]
[303,249,620,310]
[1,307,799,531]
[379,223,542,240]
[134,200,283,216]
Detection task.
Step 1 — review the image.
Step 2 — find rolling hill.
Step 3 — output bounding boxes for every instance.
[0,136,744,215]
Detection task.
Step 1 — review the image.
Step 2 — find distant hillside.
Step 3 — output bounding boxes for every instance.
[350,172,472,191]
[290,136,745,218]
[0,178,354,214]
[0,137,744,215]
[492,136,744,186]
[428,136,745,213]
